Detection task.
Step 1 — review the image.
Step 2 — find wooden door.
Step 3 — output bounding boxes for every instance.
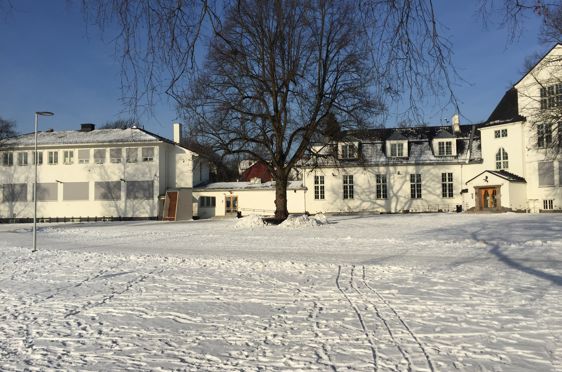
[225,195,238,214]
[479,187,498,210]
[164,191,178,221]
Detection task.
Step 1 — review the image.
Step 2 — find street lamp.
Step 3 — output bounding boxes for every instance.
[33,111,54,253]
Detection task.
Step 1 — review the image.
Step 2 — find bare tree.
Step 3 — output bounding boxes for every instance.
[0,116,16,141]
[83,0,456,219]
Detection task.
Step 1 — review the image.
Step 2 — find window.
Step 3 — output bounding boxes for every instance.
[17,152,28,166]
[2,183,27,202]
[538,161,555,187]
[441,172,454,198]
[63,150,74,165]
[32,151,43,165]
[126,148,138,163]
[495,148,508,170]
[63,182,89,201]
[95,181,121,201]
[48,151,58,165]
[390,143,404,157]
[537,124,553,148]
[94,149,106,164]
[35,183,58,201]
[343,175,354,199]
[494,129,508,138]
[375,174,387,199]
[2,152,13,166]
[540,83,562,109]
[199,196,216,208]
[410,174,422,199]
[78,149,90,164]
[438,141,452,156]
[110,148,122,163]
[340,144,357,159]
[142,147,154,162]
[314,175,325,200]
[126,180,154,199]
[543,200,554,210]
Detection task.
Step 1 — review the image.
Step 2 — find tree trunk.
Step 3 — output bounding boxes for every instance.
[274,173,289,221]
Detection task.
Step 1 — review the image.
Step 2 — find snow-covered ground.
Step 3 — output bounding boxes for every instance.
[0,213,561,371]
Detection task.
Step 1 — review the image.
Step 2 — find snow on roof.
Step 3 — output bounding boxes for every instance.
[196,180,304,191]
[0,128,164,147]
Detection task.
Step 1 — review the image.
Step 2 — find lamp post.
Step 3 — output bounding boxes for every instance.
[33,111,54,253]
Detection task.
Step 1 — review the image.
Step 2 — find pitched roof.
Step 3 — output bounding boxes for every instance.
[434,129,455,139]
[466,170,527,184]
[387,131,407,141]
[0,127,162,147]
[342,124,477,142]
[485,88,526,125]
[240,161,273,182]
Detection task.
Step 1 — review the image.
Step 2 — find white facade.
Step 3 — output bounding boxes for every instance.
[0,124,209,220]
[300,44,562,214]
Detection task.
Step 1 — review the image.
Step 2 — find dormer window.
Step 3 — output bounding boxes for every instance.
[437,141,452,156]
[339,142,358,159]
[390,143,404,157]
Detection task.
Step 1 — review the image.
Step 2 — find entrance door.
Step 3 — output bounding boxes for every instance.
[225,195,238,214]
[163,191,178,221]
[479,187,498,210]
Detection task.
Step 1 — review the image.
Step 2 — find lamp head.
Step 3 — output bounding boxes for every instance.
[35,111,54,116]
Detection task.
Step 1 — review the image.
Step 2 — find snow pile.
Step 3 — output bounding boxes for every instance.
[234,214,265,229]
[280,213,328,228]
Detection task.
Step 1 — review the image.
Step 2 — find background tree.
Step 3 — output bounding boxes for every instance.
[0,116,16,141]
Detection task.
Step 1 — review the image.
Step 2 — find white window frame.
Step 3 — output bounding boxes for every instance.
[94,149,106,164]
[438,141,452,156]
[126,148,138,163]
[410,174,422,199]
[314,175,325,200]
[17,152,28,166]
[142,147,154,162]
[340,143,357,159]
[63,150,74,165]
[375,174,387,199]
[495,148,508,170]
[390,143,404,157]
[110,148,123,164]
[441,172,453,198]
[48,151,58,165]
[537,123,553,148]
[2,152,13,166]
[32,151,43,165]
[78,149,90,164]
[543,199,554,210]
[343,175,354,200]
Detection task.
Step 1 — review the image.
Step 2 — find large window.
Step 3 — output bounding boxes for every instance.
[17,152,28,166]
[343,175,354,199]
[390,143,404,157]
[2,183,27,202]
[32,151,43,165]
[95,181,121,201]
[48,151,58,165]
[94,149,106,164]
[126,180,154,199]
[126,148,138,163]
[36,183,58,201]
[495,148,508,170]
[438,141,452,156]
[142,147,154,162]
[199,196,216,208]
[314,175,324,200]
[63,150,74,165]
[538,161,555,187]
[540,83,562,109]
[78,149,90,164]
[537,123,553,148]
[441,172,454,198]
[2,152,13,166]
[375,174,387,199]
[410,174,422,199]
[63,182,89,201]
[110,148,122,163]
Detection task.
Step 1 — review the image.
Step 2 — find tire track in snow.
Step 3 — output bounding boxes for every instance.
[361,265,435,372]
[350,265,413,372]
[336,264,378,371]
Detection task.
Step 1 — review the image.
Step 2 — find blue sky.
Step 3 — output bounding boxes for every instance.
[0,1,552,139]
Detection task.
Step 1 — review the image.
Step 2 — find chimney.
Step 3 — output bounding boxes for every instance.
[80,123,95,132]
[451,114,461,134]
[173,123,182,144]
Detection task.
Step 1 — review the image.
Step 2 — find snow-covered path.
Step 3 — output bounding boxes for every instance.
[0,213,561,371]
